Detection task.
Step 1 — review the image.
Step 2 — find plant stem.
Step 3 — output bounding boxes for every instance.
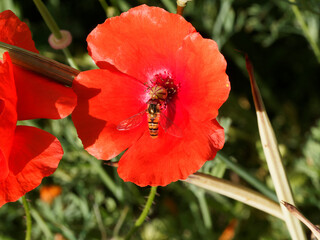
[86,157,123,202]
[0,41,78,86]
[62,48,78,69]
[113,206,129,237]
[33,0,79,69]
[22,196,32,240]
[125,187,157,240]
[184,173,284,220]
[160,0,176,13]
[98,0,109,16]
[289,0,320,63]
[282,201,320,239]
[93,203,107,240]
[31,209,53,239]
[33,0,61,38]
[195,190,212,229]
[246,55,306,240]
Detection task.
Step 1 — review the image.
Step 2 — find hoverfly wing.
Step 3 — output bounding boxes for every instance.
[117,110,145,131]
[159,112,183,138]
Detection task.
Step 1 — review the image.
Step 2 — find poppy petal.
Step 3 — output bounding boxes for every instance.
[81,121,144,160]
[87,4,196,82]
[72,68,146,125]
[0,53,17,159]
[13,65,77,120]
[208,119,225,150]
[117,119,225,186]
[0,10,38,53]
[72,68,146,159]
[0,126,63,207]
[176,33,230,122]
[0,150,8,181]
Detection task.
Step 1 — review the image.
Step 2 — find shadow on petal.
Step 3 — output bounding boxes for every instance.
[0,99,4,115]
[72,84,107,149]
[14,66,77,120]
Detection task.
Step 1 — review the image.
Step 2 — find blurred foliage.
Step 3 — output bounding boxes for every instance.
[1,0,320,239]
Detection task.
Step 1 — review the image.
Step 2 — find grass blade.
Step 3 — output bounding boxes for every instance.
[184,173,284,220]
[288,0,320,64]
[217,153,278,202]
[245,54,306,240]
[282,201,320,240]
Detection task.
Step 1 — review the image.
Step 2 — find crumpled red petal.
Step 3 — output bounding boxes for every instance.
[13,65,77,120]
[0,126,63,207]
[72,68,146,159]
[0,10,38,53]
[87,4,196,82]
[117,119,225,186]
[0,10,76,120]
[176,33,230,122]
[0,53,17,160]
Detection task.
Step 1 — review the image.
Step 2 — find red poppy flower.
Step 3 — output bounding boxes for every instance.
[72,5,230,186]
[0,10,76,207]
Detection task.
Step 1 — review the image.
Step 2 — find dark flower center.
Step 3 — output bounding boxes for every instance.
[147,72,179,102]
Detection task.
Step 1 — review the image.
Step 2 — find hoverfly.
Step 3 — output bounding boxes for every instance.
[117,86,182,138]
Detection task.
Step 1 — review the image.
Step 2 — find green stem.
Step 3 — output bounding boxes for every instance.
[93,204,107,240]
[289,0,320,63]
[113,206,129,237]
[98,0,109,17]
[217,153,278,202]
[116,0,130,12]
[109,0,130,12]
[86,157,123,202]
[33,0,79,69]
[31,209,53,239]
[62,48,78,69]
[33,0,62,38]
[125,187,157,240]
[195,191,212,229]
[160,0,176,13]
[22,196,32,240]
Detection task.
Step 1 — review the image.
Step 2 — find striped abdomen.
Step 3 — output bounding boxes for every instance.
[147,102,160,138]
